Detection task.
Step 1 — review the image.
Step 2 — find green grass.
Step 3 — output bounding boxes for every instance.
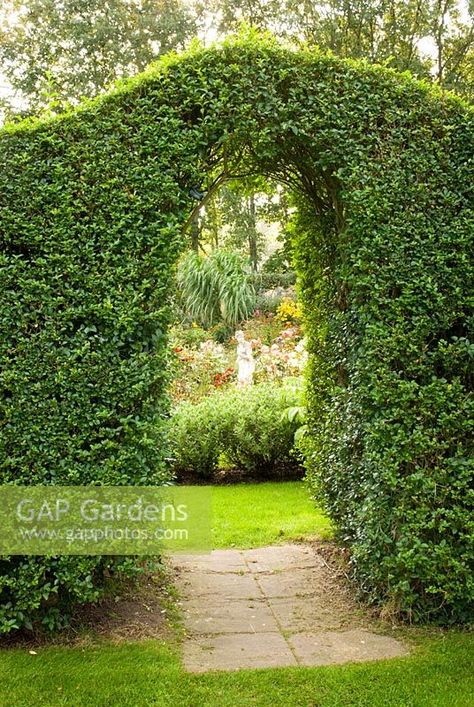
[0,633,472,706]
[209,481,332,549]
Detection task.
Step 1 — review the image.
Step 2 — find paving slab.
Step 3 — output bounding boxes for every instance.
[178,569,261,600]
[256,567,326,598]
[289,629,409,666]
[183,631,298,673]
[171,549,247,573]
[243,544,323,572]
[181,598,279,635]
[270,595,352,633]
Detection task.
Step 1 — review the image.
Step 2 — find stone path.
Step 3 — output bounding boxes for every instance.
[169,544,408,673]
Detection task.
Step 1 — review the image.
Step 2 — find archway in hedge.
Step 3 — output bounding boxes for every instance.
[0,34,472,627]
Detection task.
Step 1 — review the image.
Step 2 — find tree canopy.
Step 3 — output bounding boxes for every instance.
[0,0,195,117]
[1,0,473,122]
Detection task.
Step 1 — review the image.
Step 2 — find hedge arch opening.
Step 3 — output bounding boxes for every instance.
[0,34,472,631]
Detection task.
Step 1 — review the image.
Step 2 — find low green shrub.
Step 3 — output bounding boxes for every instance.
[257,271,297,289]
[0,555,145,635]
[168,379,303,478]
[220,382,302,473]
[167,400,222,478]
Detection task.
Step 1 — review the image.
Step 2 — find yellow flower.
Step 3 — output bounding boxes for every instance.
[275,298,302,323]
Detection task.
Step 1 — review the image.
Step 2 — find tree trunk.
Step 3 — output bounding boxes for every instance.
[248,193,258,271]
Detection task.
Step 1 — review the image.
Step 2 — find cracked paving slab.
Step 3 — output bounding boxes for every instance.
[168,544,408,673]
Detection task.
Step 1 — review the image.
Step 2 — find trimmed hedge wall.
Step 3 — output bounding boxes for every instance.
[0,33,472,630]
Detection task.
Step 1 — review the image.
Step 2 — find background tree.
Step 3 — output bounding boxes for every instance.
[1,1,471,118]
[195,179,292,272]
[202,0,473,92]
[199,0,288,36]
[427,0,474,99]
[0,0,195,119]
[207,184,263,272]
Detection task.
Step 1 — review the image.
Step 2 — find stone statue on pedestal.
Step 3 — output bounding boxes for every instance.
[235,330,255,387]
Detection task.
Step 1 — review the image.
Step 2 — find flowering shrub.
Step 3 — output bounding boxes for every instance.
[214,367,235,388]
[171,339,235,402]
[275,297,302,324]
[171,311,307,403]
[250,328,307,382]
[170,322,210,348]
[243,311,286,345]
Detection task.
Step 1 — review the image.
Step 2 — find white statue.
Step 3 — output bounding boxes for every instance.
[235,330,255,387]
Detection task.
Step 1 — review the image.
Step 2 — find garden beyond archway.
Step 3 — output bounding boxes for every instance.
[0,34,472,629]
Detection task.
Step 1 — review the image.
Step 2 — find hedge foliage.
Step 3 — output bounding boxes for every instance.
[169,379,302,478]
[0,31,472,629]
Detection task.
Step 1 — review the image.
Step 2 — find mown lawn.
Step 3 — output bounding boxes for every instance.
[210,480,332,548]
[0,633,472,706]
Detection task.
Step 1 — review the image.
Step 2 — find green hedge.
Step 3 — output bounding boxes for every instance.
[169,380,303,478]
[292,78,473,622]
[0,32,472,629]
